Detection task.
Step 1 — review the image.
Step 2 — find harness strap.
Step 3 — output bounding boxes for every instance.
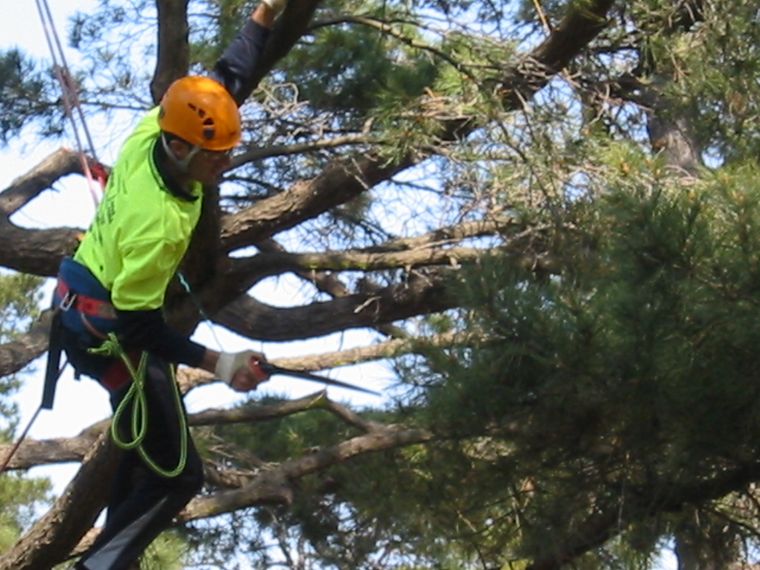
[55,278,117,320]
[101,356,137,392]
[42,309,65,410]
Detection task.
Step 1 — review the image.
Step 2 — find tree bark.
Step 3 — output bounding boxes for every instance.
[0,432,119,570]
[150,0,190,103]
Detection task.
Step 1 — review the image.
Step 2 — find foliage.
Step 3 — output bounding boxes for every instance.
[280,3,439,118]
[140,531,190,570]
[403,156,760,565]
[0,272,49,553]
[0,50,59,143]
[0,273,43,343]
[0,272,44,436]
[0,475,50,553]
[202,397,488,568]
[5,0,760,567]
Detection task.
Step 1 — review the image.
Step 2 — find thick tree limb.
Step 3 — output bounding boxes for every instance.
[150,0,190,103]
[255,238,408,339]
[246,218,516,339]
[0,425,105,471]
[0,219,80,276]
[526,460,760,570]
[236,245,488,275]
[221,153,409,252]
[0,311,53,377]
[0,148,83,274]
[0,148,81,216]
[212,270,452,341]
[0,432,118,570]
[500,0,615,107]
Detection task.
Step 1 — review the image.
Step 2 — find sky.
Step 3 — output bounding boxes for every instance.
[0,2,680,568]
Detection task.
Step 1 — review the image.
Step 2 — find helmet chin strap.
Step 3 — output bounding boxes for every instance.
[161,133,201,173]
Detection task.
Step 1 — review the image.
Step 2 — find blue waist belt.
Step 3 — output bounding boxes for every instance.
[54,257,118,337]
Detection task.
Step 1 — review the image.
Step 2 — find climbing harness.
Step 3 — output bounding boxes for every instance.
[54,259,189,479]
[2,273,189,478]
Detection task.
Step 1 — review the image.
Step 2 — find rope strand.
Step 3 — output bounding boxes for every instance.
[34,0,103,207]
[90,334,188,478]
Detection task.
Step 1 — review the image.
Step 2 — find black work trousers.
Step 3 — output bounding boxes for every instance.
[73,353,204,570]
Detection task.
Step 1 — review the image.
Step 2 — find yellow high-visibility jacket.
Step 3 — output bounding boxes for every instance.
[75,107,202,311]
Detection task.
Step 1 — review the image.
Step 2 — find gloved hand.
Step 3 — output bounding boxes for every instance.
[215,350,269,387]
[261,0,287,16]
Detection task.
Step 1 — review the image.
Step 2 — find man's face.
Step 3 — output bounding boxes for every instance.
[187,147,233,186]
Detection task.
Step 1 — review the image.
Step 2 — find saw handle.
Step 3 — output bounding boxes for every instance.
[248,357,273,383]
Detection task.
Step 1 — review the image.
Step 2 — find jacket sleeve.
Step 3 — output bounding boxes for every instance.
[111,237,206,367]
[211,19,271,106]
[117,308,207,367]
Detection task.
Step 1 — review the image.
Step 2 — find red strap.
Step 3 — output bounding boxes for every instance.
[56,279,117,319]
[101,358,136,391]
[90,162,109,189]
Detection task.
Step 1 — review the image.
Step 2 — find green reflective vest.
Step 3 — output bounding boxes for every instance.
[75,107,202,311]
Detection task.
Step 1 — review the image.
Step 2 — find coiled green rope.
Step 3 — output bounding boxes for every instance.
[90,333,188,478]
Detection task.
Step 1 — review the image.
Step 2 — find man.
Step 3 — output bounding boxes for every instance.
[52,1,288,568]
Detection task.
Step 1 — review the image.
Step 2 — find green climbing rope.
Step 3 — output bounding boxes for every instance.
[89,333,188,478]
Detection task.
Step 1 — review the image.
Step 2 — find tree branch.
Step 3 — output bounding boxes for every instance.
[212,269,453,341]
[150,0,190,103]
[181,422,434,519]
[0,311,53,378]
[221,152,410,252]
[0,432,118,570]
[0,148,82,216]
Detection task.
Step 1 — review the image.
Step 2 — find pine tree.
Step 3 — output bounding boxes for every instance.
[3,0,760,568]
[0,273,51,552]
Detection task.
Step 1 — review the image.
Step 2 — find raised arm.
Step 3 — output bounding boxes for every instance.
[211,0,287,106]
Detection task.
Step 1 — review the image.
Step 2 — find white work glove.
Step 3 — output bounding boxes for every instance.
[261,0,287,16]
[215,350,266,385]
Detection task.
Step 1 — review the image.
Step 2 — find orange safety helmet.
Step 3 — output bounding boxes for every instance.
[158,76,241,151]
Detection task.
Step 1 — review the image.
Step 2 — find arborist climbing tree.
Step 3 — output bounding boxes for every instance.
[46,0,289,568]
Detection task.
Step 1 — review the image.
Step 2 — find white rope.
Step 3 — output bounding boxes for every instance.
[34,0,104,206]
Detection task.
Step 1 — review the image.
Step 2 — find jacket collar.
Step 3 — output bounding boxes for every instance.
[152,138,199,202]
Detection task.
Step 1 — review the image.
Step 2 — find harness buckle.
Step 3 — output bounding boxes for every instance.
[60,291,76,312]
